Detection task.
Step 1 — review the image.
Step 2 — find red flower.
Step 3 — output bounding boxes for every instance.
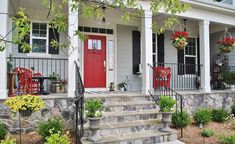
[217,37,235,46]
[171,31,189,40]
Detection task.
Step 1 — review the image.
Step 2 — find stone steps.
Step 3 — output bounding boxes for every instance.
[91,130,177,144]
[104,101,156,112]
[101,109,161,124]
[84,119,162,137]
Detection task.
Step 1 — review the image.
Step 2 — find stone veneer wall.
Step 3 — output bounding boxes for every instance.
[182,91,235,115]
[0,96,75,134]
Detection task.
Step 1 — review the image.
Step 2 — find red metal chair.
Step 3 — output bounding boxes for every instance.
[153,66,172,90]
[13,68,41,95]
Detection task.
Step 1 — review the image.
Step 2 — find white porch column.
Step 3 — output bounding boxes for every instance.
[68,1,80,98]
[199,20,211,92]
[0,0,8,99]
[141,10,153,95]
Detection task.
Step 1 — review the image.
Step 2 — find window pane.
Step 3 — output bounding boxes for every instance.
[185,57,196,74]
[108,40,114,70]
[97,40,101,50]
[40,23,47,30]
[32,39,47,53]
[32,30,39,37]
[40,30,47,37]
[33,23,39,29]
[88,39,93,49]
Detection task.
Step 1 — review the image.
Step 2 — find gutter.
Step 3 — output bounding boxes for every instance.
[183,0,235,14]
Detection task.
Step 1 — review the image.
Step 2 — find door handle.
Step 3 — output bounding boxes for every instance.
[104,60,106,71]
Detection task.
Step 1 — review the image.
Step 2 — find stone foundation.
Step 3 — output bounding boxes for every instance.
[182,91,235,115]
[0,97,75,134]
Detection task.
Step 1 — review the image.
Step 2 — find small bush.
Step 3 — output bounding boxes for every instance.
[219,134,235,144]
[201,128,214,137]
[85,99,103,118]
[172,111,191,128]
[212,109,228,123]
[0,122,7,140]
[159,96,176,112]
[45,132,70,144]
[37,118,64,141]
[231,104,235,116]
[0,137,16,144]
[193,108,212,125]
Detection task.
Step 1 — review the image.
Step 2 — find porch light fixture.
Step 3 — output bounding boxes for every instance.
[99,5,110,25]
[183,19,187,32]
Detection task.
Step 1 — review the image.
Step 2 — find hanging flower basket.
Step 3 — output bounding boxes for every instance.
[217,37,235,53]
[171,31,189,49]
[217,28,235,53]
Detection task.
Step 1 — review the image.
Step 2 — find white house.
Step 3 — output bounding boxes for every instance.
[0,0,235,99]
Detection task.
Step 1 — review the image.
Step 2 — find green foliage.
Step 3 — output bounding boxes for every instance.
[85,99,103,118]
[0,122,7,140]
[159,96,176,112]
[117,82,127,89]
[193,108,212,125]
[172,111,190,128]
[231,104,235,116]
[201,128,214,137]
[45,131,70,144]
[219,134,235,144]
[223,71,235,85]
[0,137,16,144]
[212,109,228,123]
[37,118,64,141]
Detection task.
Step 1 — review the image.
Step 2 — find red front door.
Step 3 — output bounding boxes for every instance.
[84,35,106,88]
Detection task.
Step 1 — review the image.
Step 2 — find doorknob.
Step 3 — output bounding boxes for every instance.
[104,60,106,71]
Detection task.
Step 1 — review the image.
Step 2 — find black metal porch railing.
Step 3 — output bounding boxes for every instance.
[7,56,68,92]
[74,61,85,144]
[154,63,203,90]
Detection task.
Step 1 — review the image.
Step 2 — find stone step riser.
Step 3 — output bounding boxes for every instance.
[104,104,157,112]
[101,113,161,124]
[84,123,163,138]
[83,133,177,144]
[86,96,148,103]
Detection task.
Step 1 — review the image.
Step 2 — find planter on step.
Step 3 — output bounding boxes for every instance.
[50,83,65,93]
[160,112,173,132]
[19,109,33,117]
[88,117,101,130]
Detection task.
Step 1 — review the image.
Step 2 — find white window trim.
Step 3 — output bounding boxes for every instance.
[27,22,51,57]
[183,37,198,76]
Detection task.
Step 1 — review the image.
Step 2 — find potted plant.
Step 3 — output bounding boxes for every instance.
[49,72,64,93]
[60,79,67,93]
[217,37,235,53]
[171,31,189,49]
[117,82,127,91]
[159,96,176,132]
[223,71,235,90]
[4,94,45,117]
[85,99,103,130]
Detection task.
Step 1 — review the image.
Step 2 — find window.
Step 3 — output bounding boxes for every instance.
[178,38,197,75]
[31,22,48,53]
[185,38,197,74]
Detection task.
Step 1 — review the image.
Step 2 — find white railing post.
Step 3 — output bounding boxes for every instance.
[68,1,81,98]
[0,0,9,99]
[199,20,211,92]
[141,10,153,95]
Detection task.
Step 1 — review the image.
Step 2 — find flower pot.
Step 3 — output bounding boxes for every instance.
[160,112,173,132]
[51,83,64,93]
[19,109,33,117]
[88,117,101,130]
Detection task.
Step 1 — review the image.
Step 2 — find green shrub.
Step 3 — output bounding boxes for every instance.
[212,109,228,123]
[45,132,70,144]
[85,99,103,118]
[37,118,64,141]
[172,111,191,128]
[0,137,16,144]
[0,122,7,140]
[193,108,212,125]
[231,104,235,116]
[201,128,214,137]
[219,134,235,144]
[159,96,176,112]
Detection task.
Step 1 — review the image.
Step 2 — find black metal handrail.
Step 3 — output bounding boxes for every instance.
[148,63,184,137]
[74,61,85,144]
